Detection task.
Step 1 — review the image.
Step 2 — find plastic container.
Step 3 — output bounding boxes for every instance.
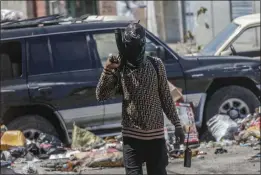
[0,130,26,151]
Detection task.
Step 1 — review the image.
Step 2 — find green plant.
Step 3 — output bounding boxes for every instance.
[197,7,208,17]
[197,45,203,51]
[183,6,210,53]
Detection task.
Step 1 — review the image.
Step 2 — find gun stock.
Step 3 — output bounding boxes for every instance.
[115,29,126,69]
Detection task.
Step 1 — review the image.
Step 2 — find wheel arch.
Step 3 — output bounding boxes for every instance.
[198,77,260,134]
[2,103,70,144]
[205,77,260,102]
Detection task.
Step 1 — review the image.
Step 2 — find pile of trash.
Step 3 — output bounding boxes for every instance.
[0,123,124,173]
[165,106,261,161]
[1,106,260,173]
[207,107,260,145]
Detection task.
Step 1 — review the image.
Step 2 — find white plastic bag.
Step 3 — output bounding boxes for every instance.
[207,114,238,142]
[1,9,25,22]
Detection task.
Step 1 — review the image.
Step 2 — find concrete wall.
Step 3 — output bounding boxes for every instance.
[154,1,165,41]
[163,1,182,43]
[188,1,231,46]
[191,1,259,46]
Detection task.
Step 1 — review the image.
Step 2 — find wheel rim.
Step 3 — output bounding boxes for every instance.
[218,98,250,120]
[23,129,41,141]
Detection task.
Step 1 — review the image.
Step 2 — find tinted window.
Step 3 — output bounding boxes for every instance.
[50,33,91,72]
[93,33,118,67]
[0,41,23,80]
[28,37,53,75]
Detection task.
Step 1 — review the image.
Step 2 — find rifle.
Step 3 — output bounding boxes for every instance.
[110,28,126,71]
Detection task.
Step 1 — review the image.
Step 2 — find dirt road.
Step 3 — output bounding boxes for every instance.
[10,146,260,174]
[11,145,260,174]
[78,145,260,174]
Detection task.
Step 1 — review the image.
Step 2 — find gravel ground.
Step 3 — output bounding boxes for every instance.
[11,145,260,174]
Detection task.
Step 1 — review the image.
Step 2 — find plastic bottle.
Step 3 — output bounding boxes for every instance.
[62,161,73,171]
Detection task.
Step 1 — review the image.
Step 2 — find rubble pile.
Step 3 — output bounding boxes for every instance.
[207,107,260,146]
[0,123,124,173]
[1,107,260,173]
[165,106,261,161]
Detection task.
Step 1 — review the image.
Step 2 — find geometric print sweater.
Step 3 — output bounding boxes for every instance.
[96,57,182,140]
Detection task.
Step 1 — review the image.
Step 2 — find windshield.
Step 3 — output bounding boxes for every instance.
[200,22,239,55]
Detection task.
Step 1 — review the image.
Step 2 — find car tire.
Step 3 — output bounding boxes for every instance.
[201,85,260,141]
[7,115,58,140]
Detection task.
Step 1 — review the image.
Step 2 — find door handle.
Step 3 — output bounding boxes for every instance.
[38,87,52,96]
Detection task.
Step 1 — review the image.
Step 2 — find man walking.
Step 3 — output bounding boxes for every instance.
[96,22,184,175]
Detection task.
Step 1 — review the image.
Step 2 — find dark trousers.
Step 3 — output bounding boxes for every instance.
[123,137,169,175]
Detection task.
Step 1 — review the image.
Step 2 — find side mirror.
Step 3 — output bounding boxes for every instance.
[156,45,165,60]
[220,49,232,56]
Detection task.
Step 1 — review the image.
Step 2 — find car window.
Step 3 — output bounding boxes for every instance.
[49,33,91,72]
[200,22,239,55]
[92,32,159,67]
[28,37,53,75]
[93,33,118,67]
[232,26,260,51]
[1,41,23,80]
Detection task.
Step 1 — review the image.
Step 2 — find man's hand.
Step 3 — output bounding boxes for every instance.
[105,54,120,70]
[175,127,185,144]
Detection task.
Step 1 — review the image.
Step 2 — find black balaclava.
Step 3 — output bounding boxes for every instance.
[122,22,146,69]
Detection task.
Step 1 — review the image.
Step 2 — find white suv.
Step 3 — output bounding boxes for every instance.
[191,13,260,58]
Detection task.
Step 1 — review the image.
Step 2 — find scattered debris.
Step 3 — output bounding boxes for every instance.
[214,148,228,154]
[197,155,205,159]
[0,160,12,167]
[198,151,207,155]
[0,130,26,150]
[71,123,105,151]
[207,114,238,142]
[0,167,20,175]
[22,162,38,174]
[0,107,260,173]
[248,152,261,162]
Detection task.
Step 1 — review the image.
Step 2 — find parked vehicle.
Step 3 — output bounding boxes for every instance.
[1,15,260,143]
[189,13,260,58]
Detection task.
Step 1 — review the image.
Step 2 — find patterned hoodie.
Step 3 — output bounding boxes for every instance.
[96,57,181,140]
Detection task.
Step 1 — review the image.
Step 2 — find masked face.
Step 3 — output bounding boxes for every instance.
[122,23,146,67]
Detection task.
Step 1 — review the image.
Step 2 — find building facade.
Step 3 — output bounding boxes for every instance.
[182,0,260,46]
[1,0,259,46]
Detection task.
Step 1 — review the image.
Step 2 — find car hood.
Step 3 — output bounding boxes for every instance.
[180,56,260,78]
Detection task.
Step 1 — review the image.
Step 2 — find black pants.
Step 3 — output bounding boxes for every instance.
[123,137,169,175]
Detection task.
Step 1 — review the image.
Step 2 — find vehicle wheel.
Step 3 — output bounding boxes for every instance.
[7,115,58,141]
[201,85,260,141]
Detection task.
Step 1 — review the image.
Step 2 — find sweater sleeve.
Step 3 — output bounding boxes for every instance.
[96,68,122,101]
[156,58,182,128]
